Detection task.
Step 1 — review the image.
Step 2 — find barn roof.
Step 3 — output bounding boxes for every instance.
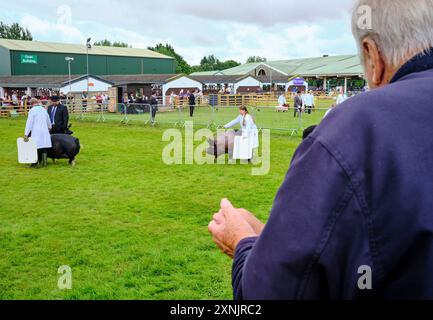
[189,74,259,84]
[203,55,364,78]
[104,74,180,86]
[0,39,174,60]
[189,70,225,76]
[0,74,178,88]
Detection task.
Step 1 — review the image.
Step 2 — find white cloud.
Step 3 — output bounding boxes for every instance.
[171,0,354,26]
[20,14,85,43]
[4,0,358,65]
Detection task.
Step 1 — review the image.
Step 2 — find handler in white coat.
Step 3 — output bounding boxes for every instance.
[224,106,259,160]
[24,98,52,167]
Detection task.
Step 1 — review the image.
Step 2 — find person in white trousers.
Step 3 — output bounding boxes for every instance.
[24,98,52,167]
[224,106,259,160]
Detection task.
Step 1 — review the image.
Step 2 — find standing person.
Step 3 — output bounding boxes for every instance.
[11,91,18,106]
[102,93,109,111]
[224,106,259,159]
[81,91,88,112]
[304,90,315,114]
[3,93,10,106]
[293,91,303,118]
[188,90,196,117]
[24,98,52,168]
[208,0,433,300]
[47,96,69,134]
[278,92,288,107]
[336,88,347,105]
[149,92,158,124]
[169,92,176,110]
[96,93,103,110]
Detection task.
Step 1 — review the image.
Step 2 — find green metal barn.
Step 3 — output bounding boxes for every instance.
[0,39,176,76]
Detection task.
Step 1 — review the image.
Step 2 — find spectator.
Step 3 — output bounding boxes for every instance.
[149,92,158,124]
[188,90,196,117]
[102,93,109,111]
[11,91,18,106]
[209,0,433,300]
[169,92,176,110]
[336,88,347,105]
[304,90,315,114]
[48,96,69,134]
[293,91,303,118]
[278,92,288,107]
[96,94,103,109]
[81,91,88,112]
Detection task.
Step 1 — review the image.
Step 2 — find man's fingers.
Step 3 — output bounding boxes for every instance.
[220,198,235,215]
[212,236,234,258]
[208,220,218,234]
[213,211,224,224]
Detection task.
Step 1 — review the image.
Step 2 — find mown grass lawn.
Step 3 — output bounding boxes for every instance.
[0,113,319,300]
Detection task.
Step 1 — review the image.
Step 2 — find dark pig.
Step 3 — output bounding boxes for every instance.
[48,134,81,166]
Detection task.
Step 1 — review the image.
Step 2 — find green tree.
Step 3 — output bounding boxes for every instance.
[193,55,240,72]
[148,43,191,74]
[246,56,267,63]
[94,39,130,48]
[218,59,240,70]
[0,22,33,40]
[199,55,219,71]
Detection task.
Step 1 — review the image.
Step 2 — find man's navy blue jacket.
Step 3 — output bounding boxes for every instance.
[233,50,433,300]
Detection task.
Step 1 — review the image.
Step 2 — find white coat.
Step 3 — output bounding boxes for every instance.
[24,105,52,149]
[336,94,348,105]
[224,114,259,149]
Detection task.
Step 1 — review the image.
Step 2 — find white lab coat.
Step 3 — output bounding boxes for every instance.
[24,105,52,149]
[301,94,308,106]
[224,114,259,149]
[305,94,315,106]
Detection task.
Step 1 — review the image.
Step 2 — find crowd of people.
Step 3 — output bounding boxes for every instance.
[277,90,316,117]
[276,87,350,118]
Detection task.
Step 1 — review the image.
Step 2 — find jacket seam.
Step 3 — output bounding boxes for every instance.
[295,136,382,298]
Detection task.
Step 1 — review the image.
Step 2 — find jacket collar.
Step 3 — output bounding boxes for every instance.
[391,48,433,83]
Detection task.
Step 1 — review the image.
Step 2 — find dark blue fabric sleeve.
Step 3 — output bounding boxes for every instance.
[238,136,359,300]
[232,237,258,300]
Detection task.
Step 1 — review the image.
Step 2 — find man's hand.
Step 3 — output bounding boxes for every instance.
[23,135,29,142]
[238,209,265,235]
[208,199,262,258]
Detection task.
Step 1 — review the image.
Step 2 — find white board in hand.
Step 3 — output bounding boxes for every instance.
[233,135,252,160]
[17,138,38,164]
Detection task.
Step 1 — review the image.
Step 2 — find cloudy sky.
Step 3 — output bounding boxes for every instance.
[0,0,358,65]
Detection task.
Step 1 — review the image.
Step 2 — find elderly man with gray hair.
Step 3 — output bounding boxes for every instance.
[208,0,433,299]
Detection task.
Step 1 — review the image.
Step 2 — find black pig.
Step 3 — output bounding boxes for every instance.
[48,134,81,166]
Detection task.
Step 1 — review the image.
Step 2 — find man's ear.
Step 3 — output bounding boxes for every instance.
[362,38,386,86]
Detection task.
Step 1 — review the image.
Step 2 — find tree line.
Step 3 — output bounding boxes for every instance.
[0,22,32,41]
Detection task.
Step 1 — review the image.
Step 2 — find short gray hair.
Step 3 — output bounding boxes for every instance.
[29,98,40,105]
[352,0,433,66]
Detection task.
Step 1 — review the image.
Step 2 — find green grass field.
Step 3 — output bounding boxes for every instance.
[0,107,327,300]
